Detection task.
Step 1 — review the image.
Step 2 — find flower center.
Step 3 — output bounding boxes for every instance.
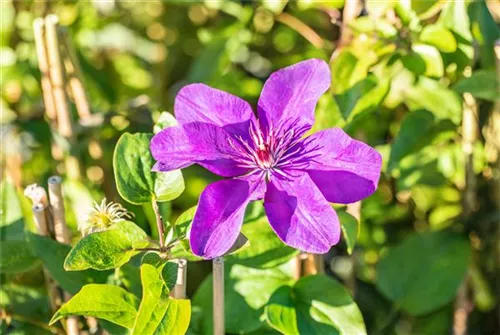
[229,119,320,180]
[255,144,273,169]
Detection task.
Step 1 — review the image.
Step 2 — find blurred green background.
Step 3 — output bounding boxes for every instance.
[1,0,499,334]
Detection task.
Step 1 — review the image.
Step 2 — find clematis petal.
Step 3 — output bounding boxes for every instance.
[264,172,340,254]
[190,178,265,259]
[174,83,256,138]
[257,58,330,135]
[305,128,382,204]
[150,122,249,177]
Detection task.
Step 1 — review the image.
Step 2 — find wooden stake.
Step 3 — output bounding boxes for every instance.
[330,0,361,61]
[48,175,70,244]
[303,253,325,276]
[31,204,61,314]
[213,257,225,335]
[45,15,73,139]
[33,18,57,122]
[32,204,49,236]
[172,259,187,299]
[453,82,479,335]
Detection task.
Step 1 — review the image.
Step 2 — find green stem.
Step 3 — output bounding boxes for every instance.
[152,199,165,250]
[134,247,162,252]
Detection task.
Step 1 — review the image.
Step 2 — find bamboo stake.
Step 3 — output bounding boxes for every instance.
[45,15,73,139]
[172,259,187,299]
[32,204,49,237]
[24,184,54,237]
[330,0,361,61]
[292,253,303,280]
[48,175,70,244]
[46,176,80,334]
[33,18,57,122]
[213,257,225,335]
[453,86,479,335]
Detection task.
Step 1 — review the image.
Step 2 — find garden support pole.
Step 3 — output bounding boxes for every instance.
[48,176,70,245]
[172,259,188,299]
[47,176,80,335]
[213,257,225,335]
[33,18,56,122]
[453,86,479,335]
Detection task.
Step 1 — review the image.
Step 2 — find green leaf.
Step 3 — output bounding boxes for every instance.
[265,275,367,335]
[338,210,359,255]
[154,170,185,202]
[401,52,426,76]
[419,25,457,53]
[331,50,373,94]
[140,253,179,292]
[27,233,110,294]
[228,204,298,268]
[64,221,148,271]
[411,0,442,19]
[174,206,197,239]
[1,180,23,227]
[376,231,471,315]
[349,17,397,38]
[153,112,178,134]
[469,1,500,68]
[438,0,472,42]
[161,261,179,292]
[114,133,184,205]
[193,262,294,334]
[411,44,444,78]
[388,110,456,173]
[335,75,390,121]
[388,110,435,172]
[365,0,394,19]
[132,264,191,335]
[0,240,41,273]
[0,283,51,322]
[405,77,462,124]
[50,284,139,329]
[453,70,497,102]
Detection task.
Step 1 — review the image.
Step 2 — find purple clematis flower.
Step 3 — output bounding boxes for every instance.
[150,59,382,259]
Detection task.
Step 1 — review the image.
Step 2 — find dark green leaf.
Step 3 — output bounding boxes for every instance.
[132,264,191,335]
[469,1,500,68]
[193,262,294,334]
[228,209,299,269]
[388,110,435,172]
[376,231,471,315]
[0,240,40,273]
[27,233,110,294]
[335,75,390,121]
[453,70,497,102]
[265,275,367,335]
[401,52,426,76]
[0,284,51,322]
[50,284,140,329]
